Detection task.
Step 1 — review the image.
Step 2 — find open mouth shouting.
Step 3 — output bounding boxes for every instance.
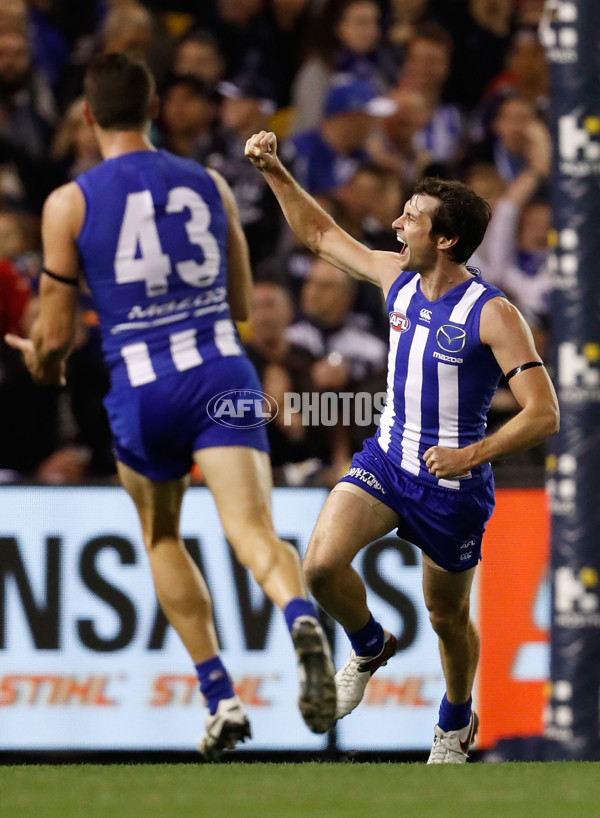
[396,234,409,265]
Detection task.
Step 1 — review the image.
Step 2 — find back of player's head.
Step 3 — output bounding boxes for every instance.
[84,52,155,131]
[413,177,492,265]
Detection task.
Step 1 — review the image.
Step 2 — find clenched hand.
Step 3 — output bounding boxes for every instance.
[245,131,280,172]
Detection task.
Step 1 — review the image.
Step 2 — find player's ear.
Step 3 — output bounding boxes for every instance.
[82,100,95,127]
[437,235,458,252]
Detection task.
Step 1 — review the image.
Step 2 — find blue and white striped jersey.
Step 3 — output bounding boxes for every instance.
[75,149,242,390]
[377,269,505,490]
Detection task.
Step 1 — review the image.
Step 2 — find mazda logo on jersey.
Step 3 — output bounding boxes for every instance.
[390,312,410,332]
[436,324,467,353]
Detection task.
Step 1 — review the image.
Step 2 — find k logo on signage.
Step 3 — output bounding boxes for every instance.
[548,228,578,287]
[436,325,466,354]
[540,1,578,63]
[557,110,600,177]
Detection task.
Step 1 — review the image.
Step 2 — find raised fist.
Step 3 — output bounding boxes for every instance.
[245,131,279,172]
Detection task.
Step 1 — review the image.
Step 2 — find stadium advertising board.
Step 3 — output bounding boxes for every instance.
[0,486,447,753]
[0,487,329,751]
[477,489,549,748]
[544,0,600,757]
[0,487,549,753]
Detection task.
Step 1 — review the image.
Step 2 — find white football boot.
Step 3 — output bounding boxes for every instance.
[291,616,337,734]
[335,630,397,721]
[427,711,479,764]
[198,695,251,761]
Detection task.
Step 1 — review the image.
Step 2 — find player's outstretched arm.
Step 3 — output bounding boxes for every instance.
[4,183,82,384]
[424,298,559,479]
[245,131,401,293]
[207,168,253,322]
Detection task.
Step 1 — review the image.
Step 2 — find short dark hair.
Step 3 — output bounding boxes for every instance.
[84,52,155,130]
[408,23,454,57]
[164,73,215,101]
[412,177,492,264]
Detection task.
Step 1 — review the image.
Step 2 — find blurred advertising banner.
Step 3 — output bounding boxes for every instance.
[0,487,329,751]
[477,489,549,748]
[542,0,600,758]
[0,486,549,753]
[0,486,444,753]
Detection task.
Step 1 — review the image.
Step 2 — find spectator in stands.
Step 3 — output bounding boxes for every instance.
[198,74,282,267]
[0,254,31,338]
[334,162,401,337]
[285,78,396,198]
[394,24,465,172]
[102,2,154,59]
[0,208,29,260]
[159,75,217,159]
[50,96,102,179]
[435,0,513,108]
[26,0,70,91]
[0,0,26,35]
[484,28,549,111]
[102,1,172,89]
[59,2,170,105]
[265,0,313,109]
[0,293,63,480]
[473,94,541,182]
[464,162,507,271]
[516,0,546,27]
[0,27,62,211]
[0,28,57,160]
[291,0,397,133]
[195,0,273,84]
[335,161,403,252]
[367,86,431,190]
[244,279,327,480]
[383,0,437,50]
[287,256,387,387]
[172,29,225,86]
[484,119,552,349]
[285,256,388,483]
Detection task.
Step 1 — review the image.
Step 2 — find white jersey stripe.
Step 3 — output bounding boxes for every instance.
[400,324,429,476]
[214,318,242,357]
[170,329,203,371]
[448,280,486,324]
[379,276,419,452]
[121,342,157,386]
[437,362,460,490]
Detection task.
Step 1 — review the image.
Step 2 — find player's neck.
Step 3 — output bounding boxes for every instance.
[418,261,471,302]
[97,129,155,161]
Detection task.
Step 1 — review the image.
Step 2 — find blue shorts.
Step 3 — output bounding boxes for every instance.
[339,436,495,572]
[104,355,269,481]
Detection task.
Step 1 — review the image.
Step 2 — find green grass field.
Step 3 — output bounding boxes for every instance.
[1,762,599,818]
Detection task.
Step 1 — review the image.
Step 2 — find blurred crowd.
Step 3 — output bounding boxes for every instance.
[0,0,553,486]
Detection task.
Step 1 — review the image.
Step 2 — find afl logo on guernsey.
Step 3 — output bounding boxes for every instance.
[390,312,411,332]
[436,324,467,353]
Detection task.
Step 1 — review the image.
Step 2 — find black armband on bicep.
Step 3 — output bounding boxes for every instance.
[505,361,544,382]
[42,268,79,286]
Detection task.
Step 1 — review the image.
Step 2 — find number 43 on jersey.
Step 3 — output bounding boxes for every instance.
[114,187,221,297]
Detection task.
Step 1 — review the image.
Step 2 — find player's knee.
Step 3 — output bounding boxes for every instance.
[428,602,470,639]
[303,556,336,598]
